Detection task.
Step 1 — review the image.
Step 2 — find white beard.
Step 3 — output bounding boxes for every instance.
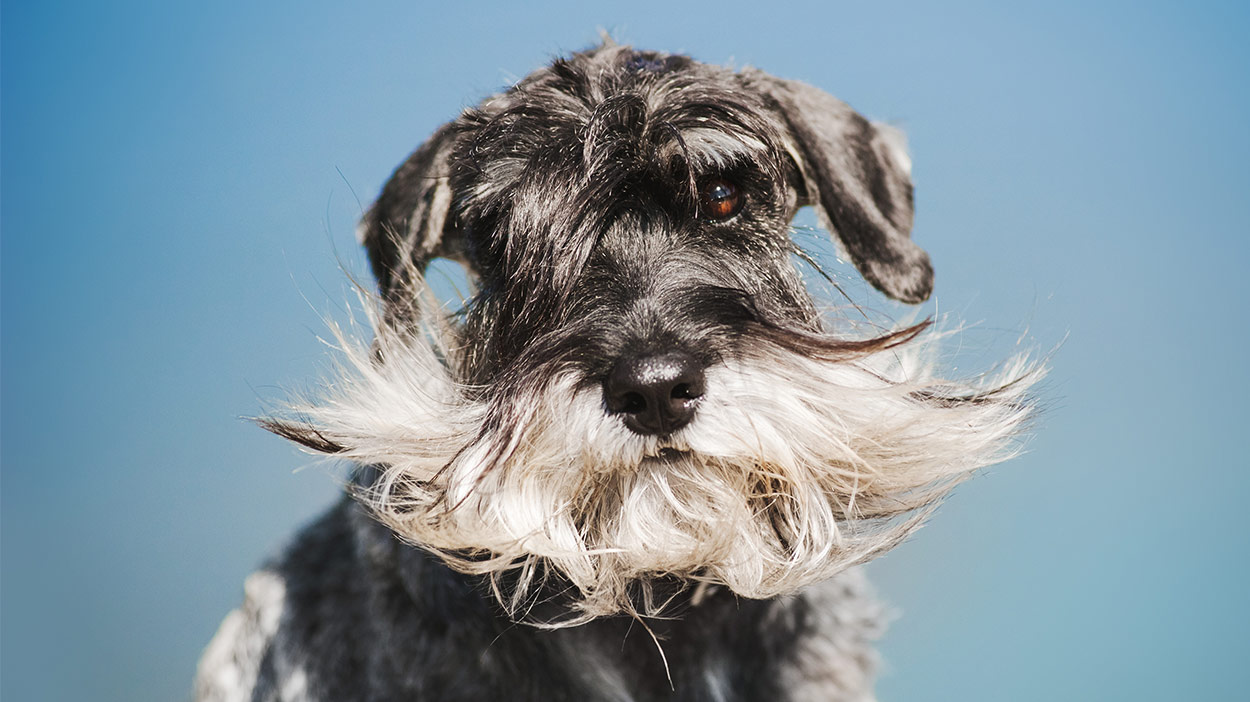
[266,282,1041,624]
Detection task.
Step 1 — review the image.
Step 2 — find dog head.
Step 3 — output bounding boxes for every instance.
[268,44,1035,622]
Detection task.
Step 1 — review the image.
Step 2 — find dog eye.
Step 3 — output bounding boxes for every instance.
[699,178,744,220]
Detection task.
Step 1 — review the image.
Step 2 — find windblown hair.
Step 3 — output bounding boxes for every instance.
[263,43,1041,625]
[264,274,1039,624]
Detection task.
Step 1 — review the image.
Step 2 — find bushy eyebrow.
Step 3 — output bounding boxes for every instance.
[656,127,770,171]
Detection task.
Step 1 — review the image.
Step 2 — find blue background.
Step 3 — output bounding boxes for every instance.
[3,1,1248,699]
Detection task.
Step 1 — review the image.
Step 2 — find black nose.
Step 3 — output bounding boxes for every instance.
[605,351,705,436]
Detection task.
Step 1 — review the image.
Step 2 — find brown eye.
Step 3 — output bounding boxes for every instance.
[699,178,744,220]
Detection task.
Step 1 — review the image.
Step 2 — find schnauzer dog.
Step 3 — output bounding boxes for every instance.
[197,43,1037,701]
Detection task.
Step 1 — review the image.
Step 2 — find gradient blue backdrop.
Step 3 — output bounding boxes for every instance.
[4,1,1248,699]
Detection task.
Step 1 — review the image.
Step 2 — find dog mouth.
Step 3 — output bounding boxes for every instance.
[642,446,690,464]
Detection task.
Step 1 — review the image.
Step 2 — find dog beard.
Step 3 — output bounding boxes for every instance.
[264,277,1040,625]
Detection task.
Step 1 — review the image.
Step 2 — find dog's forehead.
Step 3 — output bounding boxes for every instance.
[509,45,725,102]
[457,45,787,197]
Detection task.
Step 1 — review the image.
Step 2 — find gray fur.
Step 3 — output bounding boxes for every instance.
[199,42,1038,701]
[199,499,883,701]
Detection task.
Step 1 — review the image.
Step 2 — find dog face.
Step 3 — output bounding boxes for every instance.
[268,44,1034,622]
[364,47,929,379]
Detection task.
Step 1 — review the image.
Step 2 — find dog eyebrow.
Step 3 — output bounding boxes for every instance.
[657,127,769,170]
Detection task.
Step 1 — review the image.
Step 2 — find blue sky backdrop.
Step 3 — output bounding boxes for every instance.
[3,1,1248,699]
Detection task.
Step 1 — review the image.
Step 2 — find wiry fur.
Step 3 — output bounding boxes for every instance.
[266,282,1035,623]
[201,42,1041,701]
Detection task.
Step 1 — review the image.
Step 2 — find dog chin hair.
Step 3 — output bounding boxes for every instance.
[263,277,1042,625]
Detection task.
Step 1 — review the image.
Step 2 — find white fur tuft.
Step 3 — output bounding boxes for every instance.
[195,571,287,702]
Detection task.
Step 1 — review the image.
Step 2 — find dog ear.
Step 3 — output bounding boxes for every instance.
[357,122,463,296]
[747,72,933,303]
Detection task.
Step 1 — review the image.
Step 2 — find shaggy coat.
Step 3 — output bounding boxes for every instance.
[197,43,1037,701]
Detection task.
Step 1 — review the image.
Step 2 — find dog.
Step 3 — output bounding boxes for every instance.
[196,42,1037,701]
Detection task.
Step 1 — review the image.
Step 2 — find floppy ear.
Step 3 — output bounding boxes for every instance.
[357,122,463,297]
[746,72,933,303]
